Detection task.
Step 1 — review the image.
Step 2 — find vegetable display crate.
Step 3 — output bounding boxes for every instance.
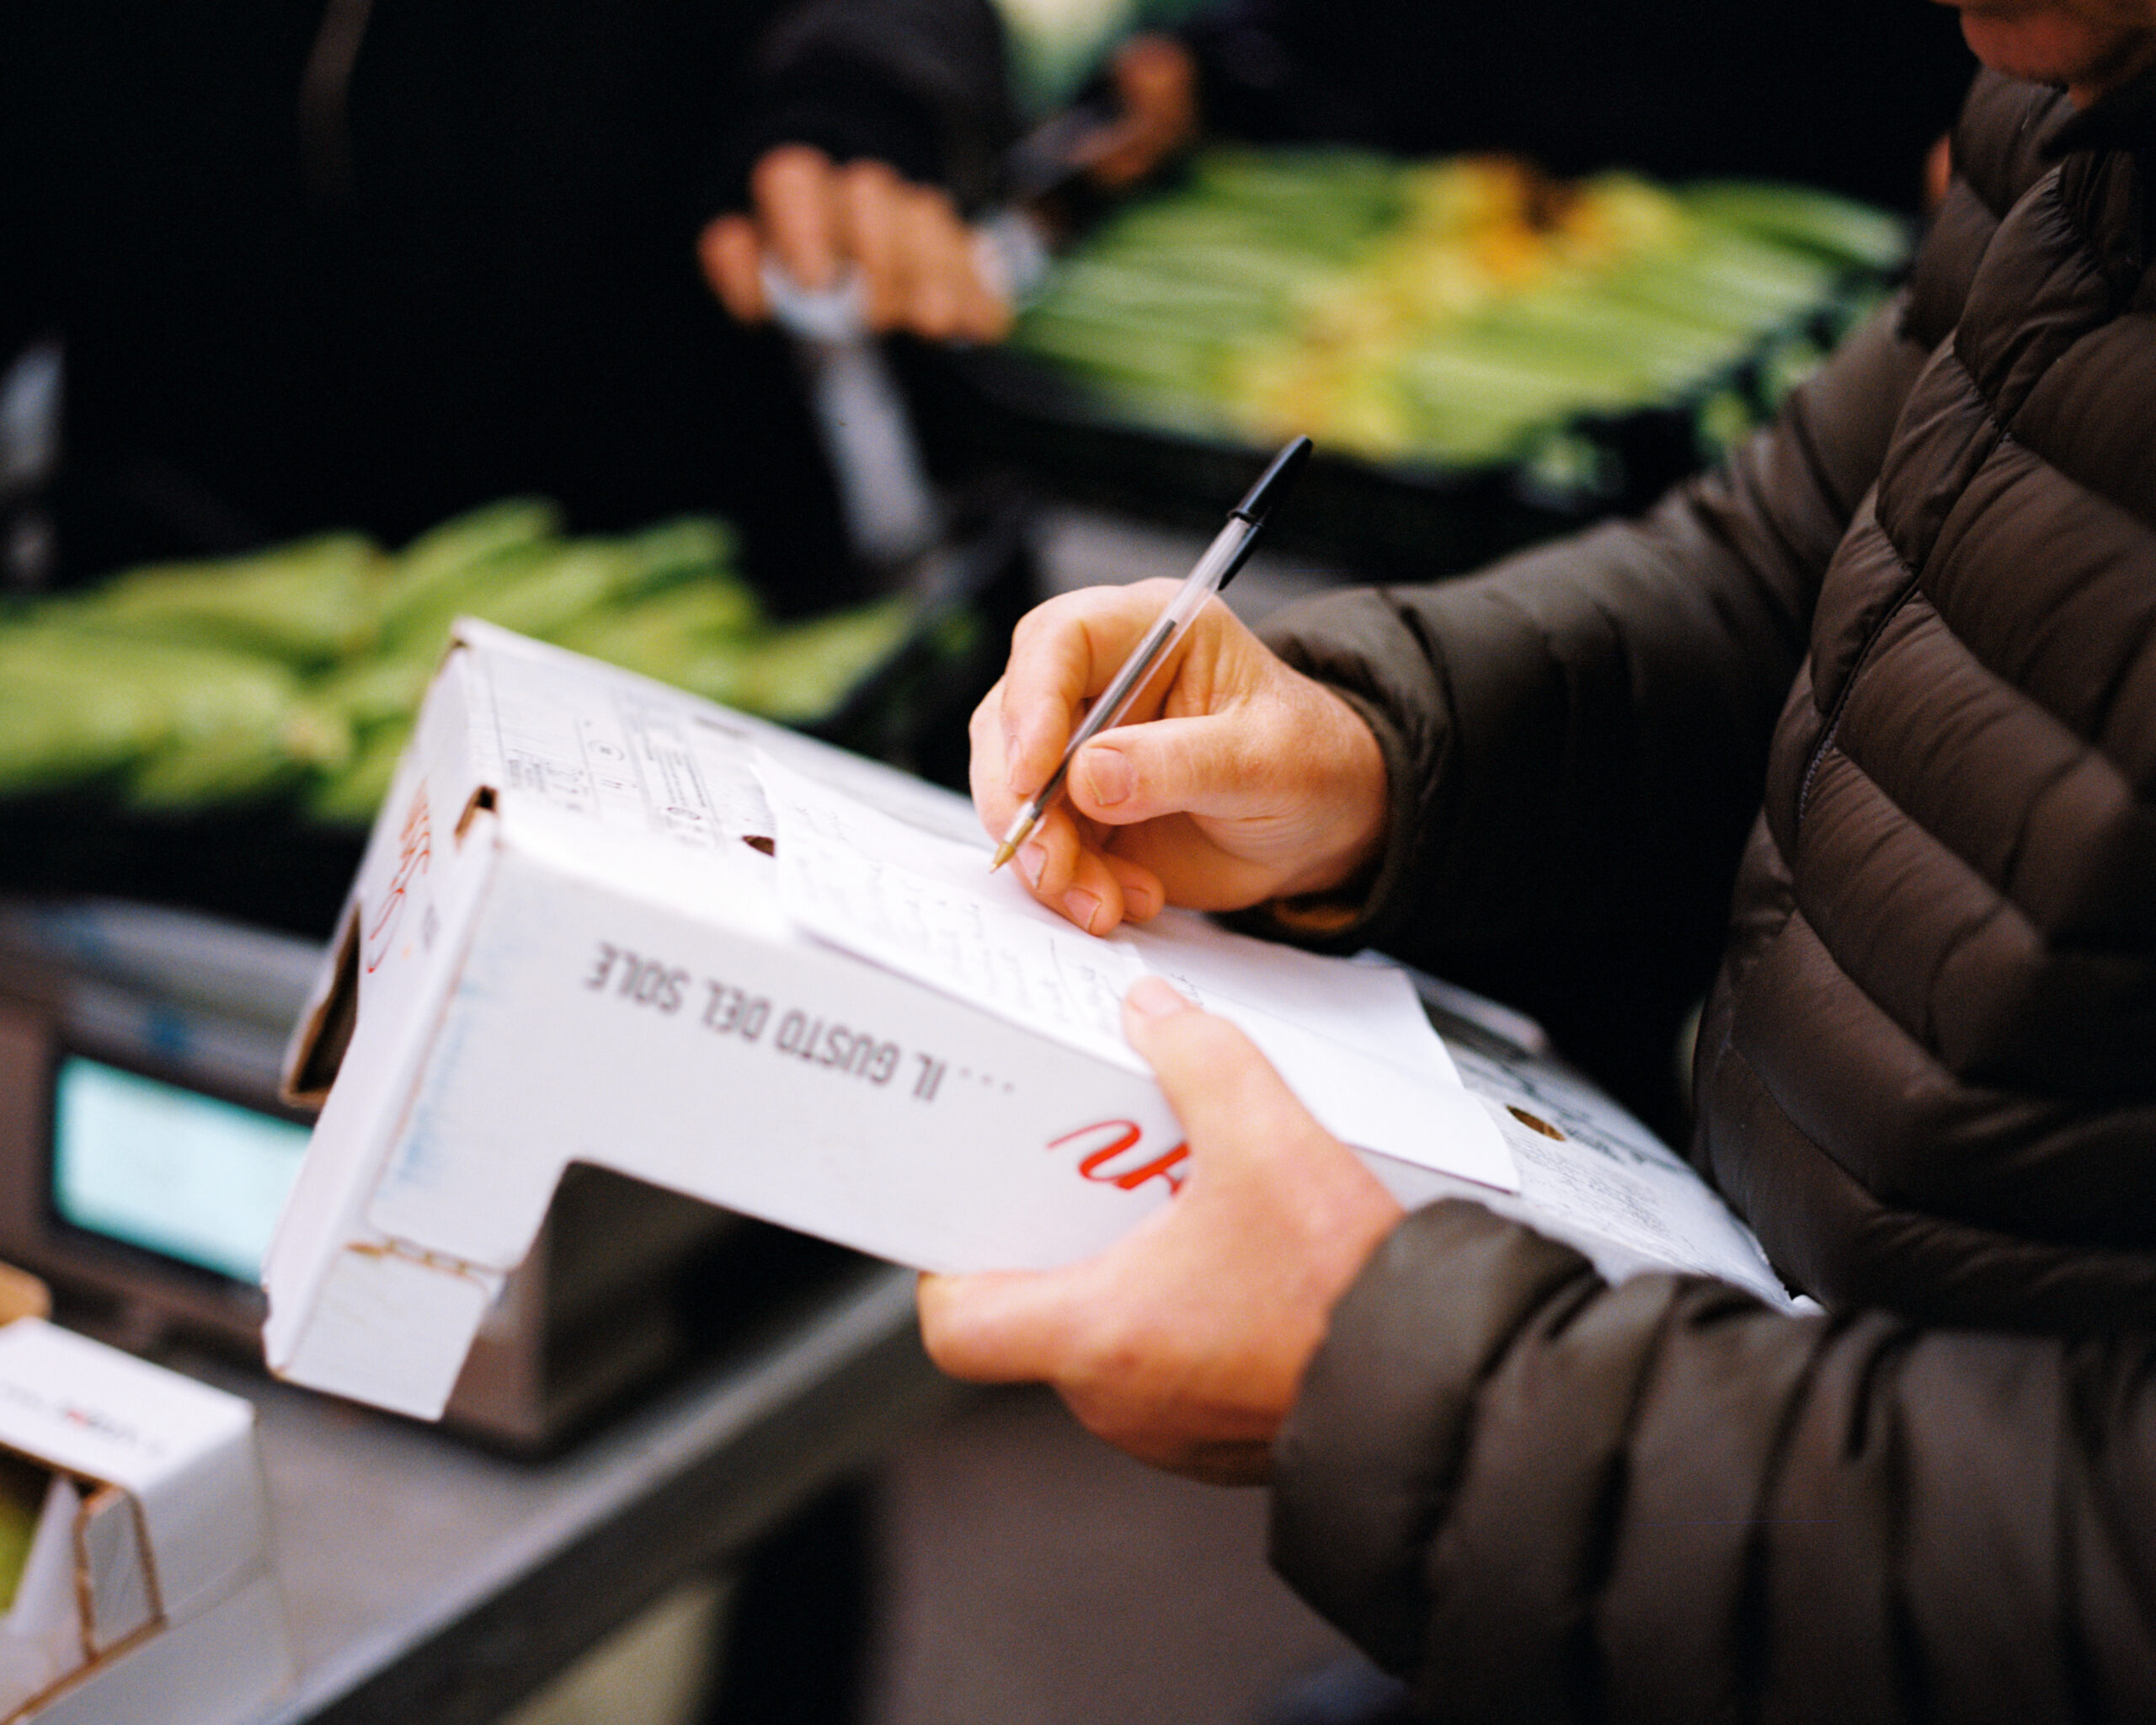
[926,151,1908,574]
[0,490,1035,943]
[928,344,1721,574]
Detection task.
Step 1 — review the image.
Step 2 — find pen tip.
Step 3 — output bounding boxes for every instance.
[989,840,1016,873]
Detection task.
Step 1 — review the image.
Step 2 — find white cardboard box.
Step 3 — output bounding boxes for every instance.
[264,620,1790,1425]
[264,622,1518,1421]
[0,1317,291,1725]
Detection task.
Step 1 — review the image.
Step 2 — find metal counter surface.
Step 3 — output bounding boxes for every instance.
[192,1262,948,1725]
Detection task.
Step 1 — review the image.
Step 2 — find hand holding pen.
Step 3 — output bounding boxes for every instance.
[969,438,1392,938]
[991,436,1313,872]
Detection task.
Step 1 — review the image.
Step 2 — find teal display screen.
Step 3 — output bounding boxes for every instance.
[51,1055,312,1285]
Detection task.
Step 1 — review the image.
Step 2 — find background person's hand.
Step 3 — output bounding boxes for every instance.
[699,144,1011,342]
[970,580,1388,936]
[1079,33,1201,189]
[917,976,1405,1485]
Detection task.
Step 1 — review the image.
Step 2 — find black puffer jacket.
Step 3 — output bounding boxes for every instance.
[1262,69,2156,1719]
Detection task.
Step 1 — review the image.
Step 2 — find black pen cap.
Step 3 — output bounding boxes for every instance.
[1230,435,1314,528]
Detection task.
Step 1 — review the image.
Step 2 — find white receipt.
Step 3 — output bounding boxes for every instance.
[755,752,1518,1192]
[756,752,1145,1065]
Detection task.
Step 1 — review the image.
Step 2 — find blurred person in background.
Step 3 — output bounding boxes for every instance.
[926,0,2156,1718]
[0,0,1017,606]
[1075,0,1972,211]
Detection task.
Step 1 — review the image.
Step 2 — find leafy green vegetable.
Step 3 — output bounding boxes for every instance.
[0,502,927,830]
[1011,149,1909,468]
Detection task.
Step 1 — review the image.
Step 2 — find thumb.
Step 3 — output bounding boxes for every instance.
[917,1264,1098,1384]
[1119,977,1325,1167]
[1066,709,1285,829]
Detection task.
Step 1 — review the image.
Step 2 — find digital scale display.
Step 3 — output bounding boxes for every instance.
[50,1055,311,1285]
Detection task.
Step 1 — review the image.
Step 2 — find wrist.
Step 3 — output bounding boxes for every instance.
[1276,682,1390,902]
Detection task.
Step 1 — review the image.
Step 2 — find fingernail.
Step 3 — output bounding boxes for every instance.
[1064,889,1102,932]
[1082,745,1133,806]
[1021,841,1047,889]
[1126,975,1192,1017]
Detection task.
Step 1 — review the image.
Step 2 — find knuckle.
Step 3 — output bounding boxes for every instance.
[1065,1310,1147,1391]
[841,158,900,203]
[1009,601,1070,661]
[753,143,822,190]
[910,296,958,342]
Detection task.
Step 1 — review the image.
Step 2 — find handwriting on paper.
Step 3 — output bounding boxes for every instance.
[751,753,1519,1194]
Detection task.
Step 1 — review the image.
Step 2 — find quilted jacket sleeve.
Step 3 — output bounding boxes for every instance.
[1272,1201,2156,1724]
[1255,296,1933,983]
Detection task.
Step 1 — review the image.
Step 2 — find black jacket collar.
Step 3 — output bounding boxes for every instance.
[2048,58,2156,157]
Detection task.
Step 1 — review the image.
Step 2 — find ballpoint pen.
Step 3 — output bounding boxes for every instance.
[990,435,1314,873]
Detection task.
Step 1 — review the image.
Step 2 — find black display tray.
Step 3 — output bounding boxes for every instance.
[0,797,366,942]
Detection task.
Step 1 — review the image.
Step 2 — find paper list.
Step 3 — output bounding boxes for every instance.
[755,752,1517,1193]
